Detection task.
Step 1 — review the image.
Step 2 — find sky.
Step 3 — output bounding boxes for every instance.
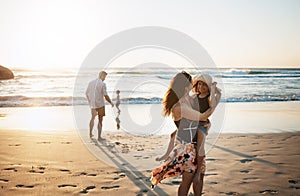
[0,0,300,69]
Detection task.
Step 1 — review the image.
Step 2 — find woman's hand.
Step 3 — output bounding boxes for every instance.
[203,108,213,118]
[155,156,166,162]
[204,121,211,131]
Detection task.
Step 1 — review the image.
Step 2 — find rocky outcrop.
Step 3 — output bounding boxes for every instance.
[0,65,14,80]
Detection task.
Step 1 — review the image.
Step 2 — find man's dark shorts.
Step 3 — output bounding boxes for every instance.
[92,106,105,117]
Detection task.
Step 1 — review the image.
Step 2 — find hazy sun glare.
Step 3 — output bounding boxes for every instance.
[1,0,300,69]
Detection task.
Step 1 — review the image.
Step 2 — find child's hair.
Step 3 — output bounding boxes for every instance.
[192,74,213,94]
[116,90,120,94]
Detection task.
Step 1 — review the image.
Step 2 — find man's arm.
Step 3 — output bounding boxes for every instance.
[102,83,114,107]
[105,95,114,107]
[85,84,91,105]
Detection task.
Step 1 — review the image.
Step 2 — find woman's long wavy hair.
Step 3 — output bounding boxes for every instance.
[163,71,192,116]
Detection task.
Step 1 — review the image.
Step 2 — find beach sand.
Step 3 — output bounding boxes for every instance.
[0,102,300,195]
[0,130,299,195]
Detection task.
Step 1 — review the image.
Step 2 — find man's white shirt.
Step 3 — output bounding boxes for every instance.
[86,78,108,109]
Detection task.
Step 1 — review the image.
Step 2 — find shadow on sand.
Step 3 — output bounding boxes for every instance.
[207,142,281,168]
[91,138,169,196]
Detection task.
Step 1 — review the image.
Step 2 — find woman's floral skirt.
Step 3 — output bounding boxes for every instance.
[150,142,206,186]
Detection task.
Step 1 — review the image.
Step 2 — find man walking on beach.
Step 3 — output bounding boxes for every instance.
[86,71,114,141]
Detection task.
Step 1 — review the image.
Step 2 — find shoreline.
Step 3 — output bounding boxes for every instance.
[1,101,300,134]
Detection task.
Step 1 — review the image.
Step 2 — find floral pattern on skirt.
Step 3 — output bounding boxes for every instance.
[150,143,206,186]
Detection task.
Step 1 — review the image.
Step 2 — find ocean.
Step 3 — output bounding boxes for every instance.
[1,67,300,107]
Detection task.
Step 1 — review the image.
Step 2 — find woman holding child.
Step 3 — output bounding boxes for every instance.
[151,71,221,196]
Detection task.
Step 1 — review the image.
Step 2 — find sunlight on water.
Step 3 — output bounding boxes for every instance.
[0,67,300,107]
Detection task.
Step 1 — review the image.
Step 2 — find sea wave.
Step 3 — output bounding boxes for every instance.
[1,68,300,107]
[15,74,76,79]
[1,95,300,107]
[220,75,300,79]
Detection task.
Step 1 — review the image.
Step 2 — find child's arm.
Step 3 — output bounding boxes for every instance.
[209,82,217,109]
[155,130,177,161]
[215,87,222,106]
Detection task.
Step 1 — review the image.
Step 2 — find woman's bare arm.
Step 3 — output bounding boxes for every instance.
[156,130,177,161]
[178,105,213,121]
[209,82,217,109]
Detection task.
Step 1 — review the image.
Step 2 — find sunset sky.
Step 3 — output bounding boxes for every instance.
[0,0,300,69]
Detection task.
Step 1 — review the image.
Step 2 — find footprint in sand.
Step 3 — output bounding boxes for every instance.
[58,184,77,188]
[0,179,9,183]
[239,181,248,184]
[206,158,217,161]
[239,159,253,163]
[225,191,240,195]
[243,177,258,180]
[37,141,51,144]
[16,184,34,188]
[219,191,240,195]
[252,149,261,152]
[270,146,282,149]
[209,181,218,185]
[77,172,87,176]
[260,153,273,156]
[61,142,72,144]
[121,149,129,153]
[3,167,17,172]
[59,169,71,174]
[8,144,21,146]
[79,185,96,194]
[137,189,148,195]
[114,173,126,180]
[119,173,126,178]
[205,173,218,176]
[240,170,251,173]
[288,180,300,189]
[101,185,120,190]
[274,171,284,175]
[259,190,278,194]
[78,172,96,176]
[11,163,22,166]
[289,185,300,190]
[288,179,299,184]
[28,169,44,174]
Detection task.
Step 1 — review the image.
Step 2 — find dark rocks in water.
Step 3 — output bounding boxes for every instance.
[0,65,14,80]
